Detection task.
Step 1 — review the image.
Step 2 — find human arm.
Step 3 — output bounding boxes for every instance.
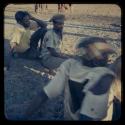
[31,17,47,28]
[26,60,70,117]
[10,27,22,51]
[47,47,61,57]
[10,42,18,51]
[47,47,68,59]
[26,12,47,29]
[43,60,71,98]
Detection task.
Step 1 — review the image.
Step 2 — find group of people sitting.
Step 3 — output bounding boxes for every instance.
[4,11,121,120]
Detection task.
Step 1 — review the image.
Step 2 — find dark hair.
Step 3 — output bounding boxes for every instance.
[15,11,29,23]
[76,37,107,49]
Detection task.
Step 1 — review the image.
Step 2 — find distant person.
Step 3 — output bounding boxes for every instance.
[39,14,69,70]
[10,11,47,59]
[26,37,116,120]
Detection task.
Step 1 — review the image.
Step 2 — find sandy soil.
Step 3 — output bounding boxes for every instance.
[4,4,121,120]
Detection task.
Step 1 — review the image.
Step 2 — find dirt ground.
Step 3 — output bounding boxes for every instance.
[4,4,121,120]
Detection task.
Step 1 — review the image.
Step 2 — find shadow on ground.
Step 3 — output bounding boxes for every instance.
[4,57,64,120]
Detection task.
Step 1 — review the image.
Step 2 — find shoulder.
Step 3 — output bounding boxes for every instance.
[14,23,25,32]
[92,67,115,77]
[63,58,77,65]
[59,59,78,71]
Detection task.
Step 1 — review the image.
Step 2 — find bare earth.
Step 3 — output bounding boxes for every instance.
[4,4,121,120]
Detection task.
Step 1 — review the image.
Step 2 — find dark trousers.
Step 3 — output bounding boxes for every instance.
[30,27,47,51]
[14,27,47,59]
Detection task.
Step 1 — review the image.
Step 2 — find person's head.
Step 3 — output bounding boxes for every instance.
[49,14,65,31]
[15,11,30,28]
[75,37,115,67]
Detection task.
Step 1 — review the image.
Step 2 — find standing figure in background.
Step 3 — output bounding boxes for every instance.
[58,4,73,14]
[34,4,48,14]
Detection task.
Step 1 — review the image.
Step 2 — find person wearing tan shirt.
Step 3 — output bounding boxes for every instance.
[10,11,47,59]
[39,14,68,70]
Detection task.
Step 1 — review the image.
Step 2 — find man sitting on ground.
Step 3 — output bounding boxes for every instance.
[10,11,47,59]
[39,14,69,70]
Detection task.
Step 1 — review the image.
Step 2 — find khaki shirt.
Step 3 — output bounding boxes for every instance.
[10,21,38,53]
[44,59,115,120]
[41,29,62,57]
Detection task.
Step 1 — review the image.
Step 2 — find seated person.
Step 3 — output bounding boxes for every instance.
[39,14,69,70]
[10,11,47,59]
